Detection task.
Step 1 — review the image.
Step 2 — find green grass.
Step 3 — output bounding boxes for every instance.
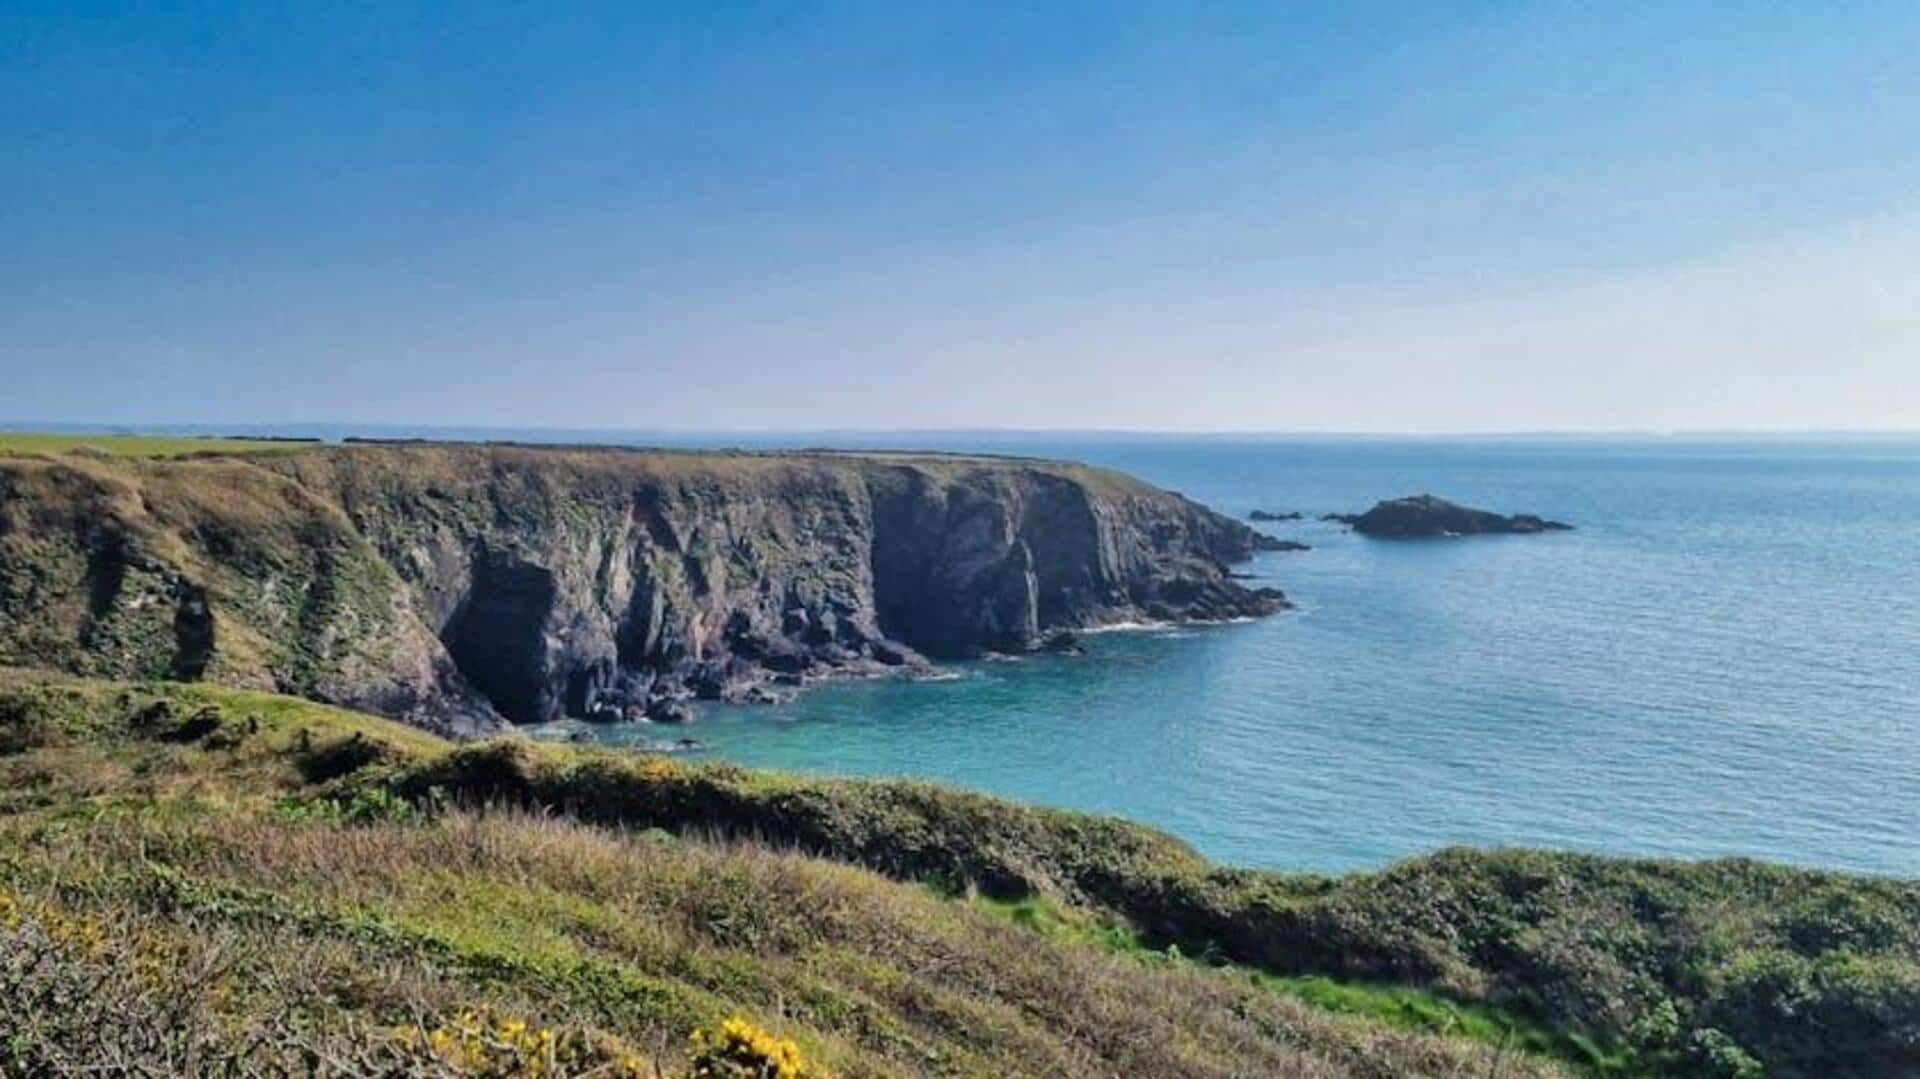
[962,891,1628,1073]
[0,431,314,458]
[1254,975,1633,1073]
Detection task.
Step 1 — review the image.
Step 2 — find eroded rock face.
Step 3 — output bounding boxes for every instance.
[443,545,564,723]
[0,445,1288,733]
[1337,494,1573,538]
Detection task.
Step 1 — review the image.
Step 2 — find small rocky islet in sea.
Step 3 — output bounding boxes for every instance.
[1324,493,1573,538]
[1244,510,1312,551]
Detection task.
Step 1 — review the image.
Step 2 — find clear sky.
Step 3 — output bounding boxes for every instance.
[5,2,1917,432]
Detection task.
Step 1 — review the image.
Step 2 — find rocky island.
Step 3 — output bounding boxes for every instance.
[0,442,1286,734]
[1328,494,1573,538]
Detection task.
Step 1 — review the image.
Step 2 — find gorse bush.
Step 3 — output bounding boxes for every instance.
[0,896,411,1074]
[277,783,448,826]
[687,1017,826,1079]
[403,1007,656,1077]
[2,884,826,1079]
[4,897,661,1077]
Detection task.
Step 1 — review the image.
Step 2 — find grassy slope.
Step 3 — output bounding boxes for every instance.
[3,671,1915,1077]
[386,739,1919,1077]
[0,670,1563,1078]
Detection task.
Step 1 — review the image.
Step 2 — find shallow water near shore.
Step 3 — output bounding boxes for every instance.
[509,433,1920,875]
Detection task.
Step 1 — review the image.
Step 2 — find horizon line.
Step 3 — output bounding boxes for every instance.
[5,420,1920,441]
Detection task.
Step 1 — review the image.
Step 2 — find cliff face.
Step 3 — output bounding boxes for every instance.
[0,444,1285,734]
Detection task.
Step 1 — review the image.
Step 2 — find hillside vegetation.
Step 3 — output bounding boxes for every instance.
[2,670,1915,1075]
[0,670,1563,1077]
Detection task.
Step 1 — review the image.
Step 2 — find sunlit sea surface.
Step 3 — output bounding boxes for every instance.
[300,430,1916,874]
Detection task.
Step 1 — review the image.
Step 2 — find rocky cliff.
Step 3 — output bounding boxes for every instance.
[0,444,1285,734]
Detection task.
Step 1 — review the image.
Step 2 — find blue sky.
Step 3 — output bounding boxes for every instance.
[4,2,1917,431]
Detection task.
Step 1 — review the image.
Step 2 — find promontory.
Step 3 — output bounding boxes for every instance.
[0,442,1286,734]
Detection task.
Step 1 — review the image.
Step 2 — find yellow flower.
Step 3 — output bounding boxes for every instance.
[402,1005,657,1077]
[638,756,680,781]
[687,1016,827,1079]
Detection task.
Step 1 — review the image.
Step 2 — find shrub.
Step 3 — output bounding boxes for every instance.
[0,901,343,1072]
[404,1006,655,1077]
[277,784,447,825]
[1688,1028,1763,1079]
[687,1016,824,1079]
[295,729,396,781]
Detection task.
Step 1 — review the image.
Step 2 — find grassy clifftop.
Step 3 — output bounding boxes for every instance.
[0,438,1283,733]
[3,669,1914,1076]
[0,432,316,458]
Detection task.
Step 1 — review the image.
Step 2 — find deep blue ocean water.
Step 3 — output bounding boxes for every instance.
[528,434,1920,876]
[66,425,1914,874]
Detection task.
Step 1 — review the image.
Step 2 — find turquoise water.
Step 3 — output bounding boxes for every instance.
[533,436,1920,875]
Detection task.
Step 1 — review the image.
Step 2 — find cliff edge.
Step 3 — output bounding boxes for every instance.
[0,443,1285,733]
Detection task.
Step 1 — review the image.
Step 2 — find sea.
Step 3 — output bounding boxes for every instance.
[59,424,1920,875]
